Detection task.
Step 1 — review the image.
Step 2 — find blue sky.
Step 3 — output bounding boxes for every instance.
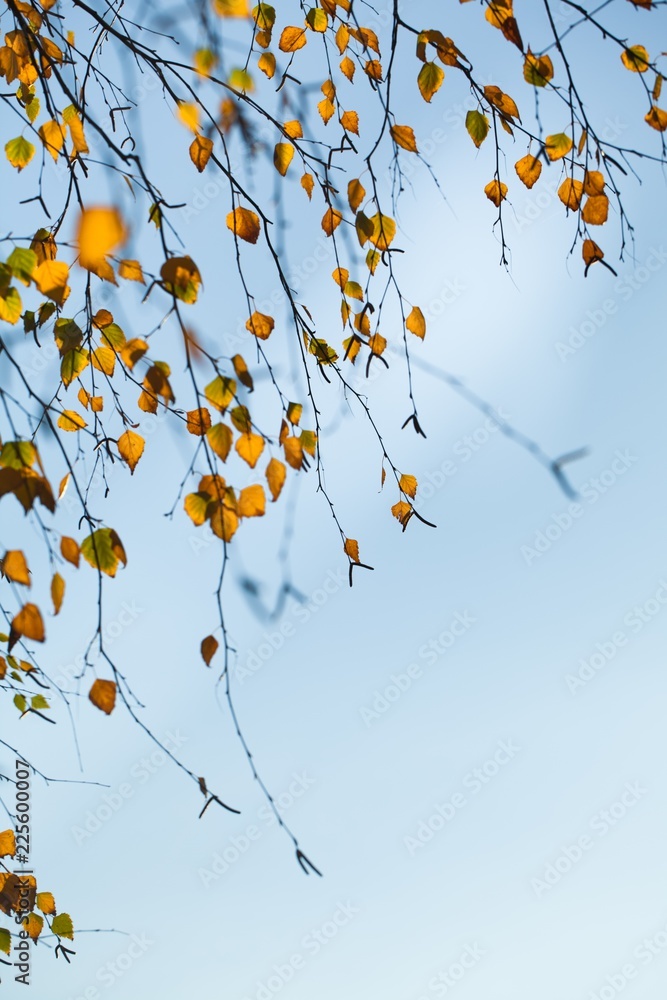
[2,1,667,998]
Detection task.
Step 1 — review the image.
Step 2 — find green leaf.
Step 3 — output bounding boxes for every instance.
[0,441,36,469]
[465,109,490,148]
[81,528,127,578]
[51,913,74,940]
[6,247,36,285]
[205,375,236,412]
[5,136,35,171]
[13,694,27,713]
[61,348,90,388]
[0,928,10,955]
[31,695,49,710]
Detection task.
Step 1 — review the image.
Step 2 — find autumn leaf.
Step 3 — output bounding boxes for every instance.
[621,45,650,72]
[51,913,74,940]
[515,154,542,188]
[390,124,418,153]
[61,536,80,567]
[51,572,65,615]
[391,500,413,528]
[344,538,360,563]
[484,179,508,206]
[186,407,212,436]
[76,207,127,276]
[236,432,265,468]
[558,177,584,210]
[89,678,117,715]
[5,136,35,171]
[279,26,307,51]
[274,142,294,176]
[583,238,605,270]
[119,259,145,283]
[406,306,426,339]
[545,132,573,161]
[368,212,396,250]
[238,483,266,517]
[524,50,554,86]
[118,429,145,473]
[645,105,667,131]
[399,474,418,498]
[466,110,490,148]
[10,603,45,646]
[34,260,70,306]
[246,311,274,339]
[1,550,31,586]
[226,206,261,243]
[581,194,609,225]
[81,528,127,577]
[266,457,286,501]
[36,892,56,916]
[0,830,16,858]
[201,635,219,665]
[57,410,87,432]
[417,61,444,102]
[190,134,214,171]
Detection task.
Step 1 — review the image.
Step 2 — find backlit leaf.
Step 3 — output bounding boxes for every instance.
[117,429,145,473]
[81,528,127,577]
[1,550,30,586]
[89,678,116,715]
[226,207,261,243]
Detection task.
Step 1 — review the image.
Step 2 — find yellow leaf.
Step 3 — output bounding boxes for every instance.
[341,109,359,134]
[318,97,336,124]
[279,26,307,51]
[306,7,328,31]
[5,136,35,171]
[51,572,65,614]
[119,259,145,283]
[273,142,294,176]
[91,346,116,376]
[515,154,542,188]
[34,260,70,306]
[287,402,303,425]
[236,432,265,468]
[160,255,202,304]
[581,194,609,226]
[117,429,145,473]
[210,504,239,543]
[186,407,211,436]
[266,457,286,501]
[558,177,584,210]
[621,45,650,72]
[484,179,508,206]
[190,134,214,172]
[77,207,127,273]
[89,678,116,715]
[201,635,218,666]
[258,51,276,78]
[213,0,249,13]
[545,132,573,161]
[238,483,266,517]
[283,435,304,470]
[0,831,16,859]
[405,306,426,339]
[524,49,554,86]
[322,207,343,236]
[11,603,45,644]
[645,105,667,131]
[176,101,200,132]
[368,212,396,250]
[584,170,605,195]
[391,500,413,527]
[226,207,261,243]
[38,118,65,160]
[340,55,355,80]
[246,311,274,340]
[348,178,365,212]
[417,61,444,102]
[1,550,30,586]
[400,473,418,498]
[207,423,233,461]
[344,538,360,563]
[60,536,80,567]
[301,173,315,199]
[57,410,87,432]
[36,892,56,916]
[22,913,43,941]
[390,124,418,153]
